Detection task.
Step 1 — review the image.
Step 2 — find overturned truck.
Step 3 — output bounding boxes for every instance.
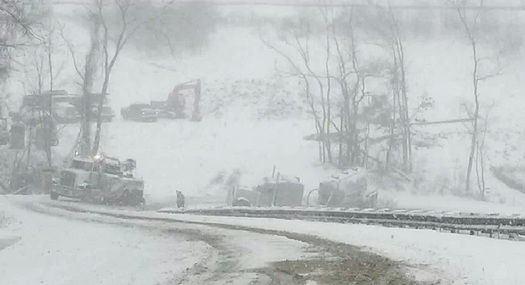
[228,174,304,207]
[317,167,377,208]
[51,155,145,206]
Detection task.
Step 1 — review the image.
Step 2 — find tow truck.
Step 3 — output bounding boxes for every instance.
[51,154,145,206]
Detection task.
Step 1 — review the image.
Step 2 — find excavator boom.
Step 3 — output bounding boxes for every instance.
[167,79,202,121]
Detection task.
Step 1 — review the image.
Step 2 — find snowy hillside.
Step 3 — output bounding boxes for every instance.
[5,2,525,210]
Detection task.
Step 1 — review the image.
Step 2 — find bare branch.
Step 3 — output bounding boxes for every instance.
[0,1,35,37]
[59,26,85,81]
[258,27,305,78]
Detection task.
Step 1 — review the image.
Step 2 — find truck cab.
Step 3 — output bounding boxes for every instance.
[52,155,145,205]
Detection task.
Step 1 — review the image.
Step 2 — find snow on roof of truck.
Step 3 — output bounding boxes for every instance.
[129,103,152,108]
[72,156,93,162]
[55,102,76,107]
[330,167,367,181]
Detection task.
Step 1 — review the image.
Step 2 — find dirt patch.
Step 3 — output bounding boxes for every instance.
[255,240,418,285]
[268,257,414,285]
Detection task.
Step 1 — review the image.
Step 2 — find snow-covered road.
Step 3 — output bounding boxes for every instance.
[1,196,422,285]
[7,193,525,285]
[27,196,525,285]
[0,196,211,285]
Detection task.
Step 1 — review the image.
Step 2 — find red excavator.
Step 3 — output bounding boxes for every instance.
[151,79,202,122]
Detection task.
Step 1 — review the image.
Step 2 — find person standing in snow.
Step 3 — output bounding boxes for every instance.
[176,190,185,208]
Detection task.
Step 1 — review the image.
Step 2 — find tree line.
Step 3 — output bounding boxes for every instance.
[262,0,503,199]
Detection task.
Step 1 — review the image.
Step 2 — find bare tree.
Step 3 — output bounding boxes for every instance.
[387,5,412,172]
[331,8,390,169]
[62,7,102,156]
[320,7,333,164]
[259,15,334,164]
[62,0,173,157]
[455,0,482,194]
[262,7,391,169]
[1,0,39,81]
[38,21,64,166]
[92,0,176,154]
[453,0,500,194]
[91,0,136,155]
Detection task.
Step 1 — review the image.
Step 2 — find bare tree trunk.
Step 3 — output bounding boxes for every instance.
[466,106,479,192]
[475,136,482,196]
[338,106,344,167]
[389,5,412,172]
[479,140,486,199]
[452,0,499,195]
[465,35,480,194]
[398,44,411,172]
[45,36,54,166]
[303,76,323,162]
[331,17,351,167]
[92,0,132,155]
[386,44,399,170]
[362,119,371,168]
[322,9,333,164]
[476,108,490,199]
[348,21,361,166]
[80,12,102,156]
[32,46,53,167]
[454,0,483,194]
[92,76,109,155]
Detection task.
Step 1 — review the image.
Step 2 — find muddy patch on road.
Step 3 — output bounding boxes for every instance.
[187,226,423,285]
[254,240,419,285]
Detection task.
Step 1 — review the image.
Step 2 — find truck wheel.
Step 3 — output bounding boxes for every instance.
[121,190,131,205]
[81,187,93,203]
[50,191,59,200]
[122,190,142,206]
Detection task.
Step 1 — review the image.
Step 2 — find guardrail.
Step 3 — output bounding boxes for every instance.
[159,207,525,240]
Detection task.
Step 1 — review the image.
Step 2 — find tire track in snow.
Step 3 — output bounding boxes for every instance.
[9,198,223,285]
[8,197,311,284]
[27,197,427,285]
